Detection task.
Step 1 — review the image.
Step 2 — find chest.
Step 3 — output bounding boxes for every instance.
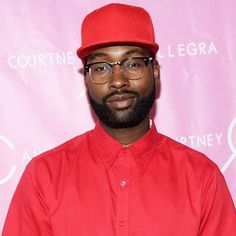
[49,152,201,236]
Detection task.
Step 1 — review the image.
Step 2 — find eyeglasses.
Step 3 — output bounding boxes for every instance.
[84,57,153,84]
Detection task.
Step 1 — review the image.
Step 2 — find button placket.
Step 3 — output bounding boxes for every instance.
[115,148,132,236]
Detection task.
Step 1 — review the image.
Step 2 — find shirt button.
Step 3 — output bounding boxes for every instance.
[119,220,125,227]
[120,180,126,187]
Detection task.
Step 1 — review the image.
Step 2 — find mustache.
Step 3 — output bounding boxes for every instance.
[103,90,139,103]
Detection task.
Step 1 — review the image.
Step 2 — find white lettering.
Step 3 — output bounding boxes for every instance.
[176,132,223,149]
[28,55,37,67]
[17,55,28,68]
[38,53,46,67]
[198,42,207,55]
[188,135,195,147]
[22,151,32,163]
[197,135,206,147]
[8,56,17,69]
[187,43,197,56]
[47,52,55,65]
[157,41,218,59]
[208,41,218,54]
[178,44,185,56]
[56,52,66,65]
[206,134,213,146]
[8,51,77,69]
[67,52,74,64]
[22,149,39,163]
[167,45,175,57]
[215,133,222,145]
[179,136,187,144]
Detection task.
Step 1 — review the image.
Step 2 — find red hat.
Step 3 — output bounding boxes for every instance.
[77,3,159,61]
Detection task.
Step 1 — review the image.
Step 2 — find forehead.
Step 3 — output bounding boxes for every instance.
[86,45,151,63]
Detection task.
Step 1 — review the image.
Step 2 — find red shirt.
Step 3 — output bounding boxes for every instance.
[2,122,236,236]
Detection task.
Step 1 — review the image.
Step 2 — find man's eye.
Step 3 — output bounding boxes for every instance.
[126,61,142,69]
[92,64,109,73]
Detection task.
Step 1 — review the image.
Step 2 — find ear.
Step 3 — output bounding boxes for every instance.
[152,60,160,84]
[83,71,89,88]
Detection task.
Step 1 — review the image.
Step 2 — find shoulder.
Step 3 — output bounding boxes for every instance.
[157,133,220,177]
[156,133,231,204]
[25,129,93,182]
[159,133,216,162]
[19,129,94,205]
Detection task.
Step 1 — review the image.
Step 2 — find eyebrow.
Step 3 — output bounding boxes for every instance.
[86,52,108,63]
[86,48,152,63]
[123,48,150,57]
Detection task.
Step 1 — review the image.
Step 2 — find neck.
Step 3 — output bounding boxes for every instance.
[100,116,150,145]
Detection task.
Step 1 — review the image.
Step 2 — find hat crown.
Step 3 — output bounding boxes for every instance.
[77,3,159,60]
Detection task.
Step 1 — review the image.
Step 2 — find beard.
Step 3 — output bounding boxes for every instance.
[88,85,155,129]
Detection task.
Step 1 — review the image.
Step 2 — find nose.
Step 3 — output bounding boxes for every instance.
[108,65,130,90]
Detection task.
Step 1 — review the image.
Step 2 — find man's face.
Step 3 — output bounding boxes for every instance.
[84,45,159,128]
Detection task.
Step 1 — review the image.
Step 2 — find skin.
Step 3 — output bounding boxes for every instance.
[84,45,160,145]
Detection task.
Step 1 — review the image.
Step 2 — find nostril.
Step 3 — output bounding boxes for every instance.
[108,74,130,89]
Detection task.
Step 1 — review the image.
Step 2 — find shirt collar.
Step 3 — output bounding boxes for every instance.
[89,121,162,173]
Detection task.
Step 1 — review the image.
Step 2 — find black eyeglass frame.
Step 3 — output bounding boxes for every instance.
[84,56,153,84]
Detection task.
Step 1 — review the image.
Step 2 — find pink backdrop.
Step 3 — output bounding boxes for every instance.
[0,0,235,232]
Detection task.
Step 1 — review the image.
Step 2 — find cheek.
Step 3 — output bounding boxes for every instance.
[130,74,154,97]
[86,80,108,103]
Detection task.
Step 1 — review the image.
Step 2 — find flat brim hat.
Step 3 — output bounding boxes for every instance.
[77,3,159,62]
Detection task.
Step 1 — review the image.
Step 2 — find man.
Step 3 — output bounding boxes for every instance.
[2,3,236,236]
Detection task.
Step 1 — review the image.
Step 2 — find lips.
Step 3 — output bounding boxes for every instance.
[106,93,137,109]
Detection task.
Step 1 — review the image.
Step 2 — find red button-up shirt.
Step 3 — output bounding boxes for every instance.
[2,122,236,236]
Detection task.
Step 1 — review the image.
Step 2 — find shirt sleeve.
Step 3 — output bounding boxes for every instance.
[2,161,52,236]
[199,163,236,236]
